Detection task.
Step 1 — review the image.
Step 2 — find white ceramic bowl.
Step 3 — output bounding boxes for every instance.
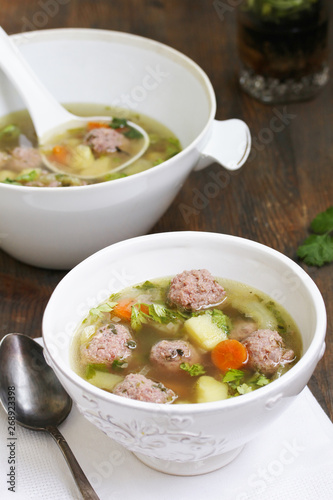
[0,29,250,269]
[42,231,326,475]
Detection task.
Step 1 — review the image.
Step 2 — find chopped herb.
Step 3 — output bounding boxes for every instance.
[297,206,333,267]
[148,303,189,324]
[1,178,20,185]
[265,301,287,334]
[0,124,20,141]
[89,300,118,319]
[112,359,128,369]
[124,127,143,139]
[130,301,189,330]
[134,280,156,291]
[237,383,253,395]
[16,170,39,182]
[104,172,127,181]
[197,309,231,335]
[166,137,181,158]
[223,369,271,396]
[223,369,244,383]
[109,117,143,139]
[110,117,128,129]
[180,362,206,377]
[131,303,150,330]
[255,374,270,386]
[85,363,109,379]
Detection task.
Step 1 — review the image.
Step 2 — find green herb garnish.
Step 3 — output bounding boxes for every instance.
[0,124,20,141]
[109,117,143,139]
[130,302,189,331]
[134,280,156,291]
[223,369,245,384]
[89,299,118,319]
[223,369,271,396]
[297,206,333,267]
[199,309,231,336]
[110,117,128,129]
[124,127,143,139]
[180,362,206,377]
[112,359,128,369]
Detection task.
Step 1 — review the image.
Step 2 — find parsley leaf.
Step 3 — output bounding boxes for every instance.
[202,309,232,335]
[131,303,150,330]
[255,374,270,387]
[134,280,156,291]
[124,127,143,139]
[0,124,20,141]
[89,300,117,320]
[223,369,271,396]
[131,302,189,331]
[310,206,333,234]
[223,369,244,383]
[297,206,333,267]
[180,362,206,377]
[112,359,128,369]
[237,383,253,395]
[109,117,128,129]
[16,170,39,182]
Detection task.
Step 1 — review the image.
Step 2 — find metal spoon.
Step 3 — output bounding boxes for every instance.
[0,27,149,178]
[0,333,100,500]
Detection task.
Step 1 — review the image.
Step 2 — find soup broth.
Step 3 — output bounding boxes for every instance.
[71,271,302,404]
[0,104,181,187]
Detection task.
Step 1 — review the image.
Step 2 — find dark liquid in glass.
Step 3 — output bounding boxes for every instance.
[237,1,329,102]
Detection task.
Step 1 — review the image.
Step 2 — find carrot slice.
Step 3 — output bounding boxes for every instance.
[87,121,110,130]
[52,145,69,164]
[113,299,135,321]
[113,300,149,321]
[211,339,248,372]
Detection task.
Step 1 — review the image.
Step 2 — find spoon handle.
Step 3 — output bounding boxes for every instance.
[0,27,73,137]
[46,425,100,500]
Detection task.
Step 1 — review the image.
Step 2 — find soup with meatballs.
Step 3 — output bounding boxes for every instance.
[71,269,302,404]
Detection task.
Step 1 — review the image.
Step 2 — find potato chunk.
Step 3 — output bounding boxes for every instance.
[88,370,123,391]
[184,314,228,350]
[195,376,229,403]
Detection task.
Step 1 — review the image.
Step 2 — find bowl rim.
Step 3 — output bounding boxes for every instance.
[42,231,327,413]
[0,27,216,193]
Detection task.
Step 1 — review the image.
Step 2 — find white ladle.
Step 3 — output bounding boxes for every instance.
[0,27,149,179]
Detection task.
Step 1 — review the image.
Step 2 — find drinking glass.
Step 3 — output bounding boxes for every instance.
[237,0,330,103]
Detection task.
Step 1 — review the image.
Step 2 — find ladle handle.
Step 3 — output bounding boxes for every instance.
[47,425,100,500]
[0,27,73,138]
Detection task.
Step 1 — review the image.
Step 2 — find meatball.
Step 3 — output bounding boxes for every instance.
[9,147,42,171]
[242,329,295,377]
[150,340,200,373]
[167,269,226,311]
[81,323,134,366]
[84,127,126,154]
[113,373,176,404]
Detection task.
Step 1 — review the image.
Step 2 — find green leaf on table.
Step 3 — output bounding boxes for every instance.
[297,234,333,267]
[310,206,333,234]
[297,206,333,267]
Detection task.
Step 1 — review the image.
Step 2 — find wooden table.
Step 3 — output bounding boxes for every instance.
[0,0,332,420]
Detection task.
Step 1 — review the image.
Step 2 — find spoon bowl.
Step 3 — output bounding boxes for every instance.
[0,333,100,500]
[0,27,149,179]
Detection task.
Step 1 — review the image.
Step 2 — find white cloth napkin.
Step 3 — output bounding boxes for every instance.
[1,384,332,500]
